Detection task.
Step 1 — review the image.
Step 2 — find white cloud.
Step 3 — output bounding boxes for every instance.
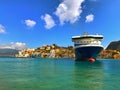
[85,14,94,23]
[41,14,55,29]
[24,19,36,28]
[0,24,6,34]
[55,0,84,25]
[0,42,27,50]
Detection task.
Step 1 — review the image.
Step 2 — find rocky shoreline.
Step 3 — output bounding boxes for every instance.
[98,50,120,59]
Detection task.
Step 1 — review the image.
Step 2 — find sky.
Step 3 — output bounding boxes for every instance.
[0,0,120,50]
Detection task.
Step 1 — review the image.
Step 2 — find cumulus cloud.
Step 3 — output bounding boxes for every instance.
[24,19,36,28]
[55,0,84,25]
[0,24,6,34]
[85,14,94,23]
[0,42,27,50]
[41,14,55,29]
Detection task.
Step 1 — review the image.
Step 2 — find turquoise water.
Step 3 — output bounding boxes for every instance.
[0,58,120,90]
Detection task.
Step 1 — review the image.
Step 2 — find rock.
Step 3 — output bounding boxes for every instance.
[106,40,120,50]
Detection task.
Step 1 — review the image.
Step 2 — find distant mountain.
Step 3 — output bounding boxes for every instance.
[106,40,120,50]
[0,49,19,56]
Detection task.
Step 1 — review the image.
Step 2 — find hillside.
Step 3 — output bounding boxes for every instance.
[106,40,120,50]
[15,44,75,58]
[0,49,19,56]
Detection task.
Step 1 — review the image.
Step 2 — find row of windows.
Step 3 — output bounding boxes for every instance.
[74,40,100,44]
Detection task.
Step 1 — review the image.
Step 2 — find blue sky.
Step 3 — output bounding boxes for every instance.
[0,0,120,49]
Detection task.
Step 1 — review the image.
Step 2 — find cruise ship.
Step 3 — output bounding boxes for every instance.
[72,33,103,62]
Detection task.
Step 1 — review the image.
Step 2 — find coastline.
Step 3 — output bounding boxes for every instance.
[14,44,75,59]
[13,44,120,60]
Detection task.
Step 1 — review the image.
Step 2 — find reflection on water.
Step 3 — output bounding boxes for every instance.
[72,61,104,90]
[0,58,120,90]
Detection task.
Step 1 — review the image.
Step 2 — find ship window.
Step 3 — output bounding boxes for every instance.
[75,44,82,46]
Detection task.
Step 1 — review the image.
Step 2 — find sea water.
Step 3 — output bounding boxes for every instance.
[0,58,120,90]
